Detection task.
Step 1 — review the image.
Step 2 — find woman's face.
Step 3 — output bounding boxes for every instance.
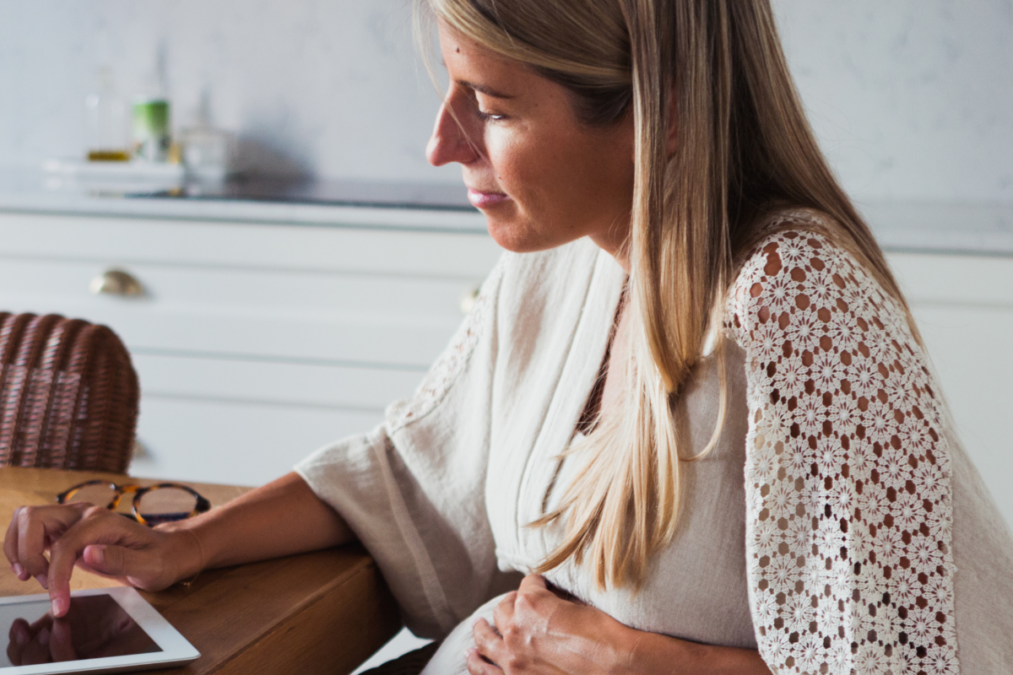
[427,24,636,261]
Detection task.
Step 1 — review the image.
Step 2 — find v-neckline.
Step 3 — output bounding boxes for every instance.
[509,247,628,566]
[575,279,628,436]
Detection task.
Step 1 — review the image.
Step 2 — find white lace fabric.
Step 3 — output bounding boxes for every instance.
[725,224,959,674]
[386,258,502,435]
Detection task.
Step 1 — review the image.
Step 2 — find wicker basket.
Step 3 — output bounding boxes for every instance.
[0,313,139,473]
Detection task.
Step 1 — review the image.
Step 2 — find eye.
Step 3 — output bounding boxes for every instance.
[471,91,508,122]
[476,109,507,122]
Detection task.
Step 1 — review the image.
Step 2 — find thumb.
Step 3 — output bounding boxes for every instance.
[81,545,151,579]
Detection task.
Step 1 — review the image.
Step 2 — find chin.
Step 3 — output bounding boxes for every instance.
[483,211,562,254]
[485,219,543,253]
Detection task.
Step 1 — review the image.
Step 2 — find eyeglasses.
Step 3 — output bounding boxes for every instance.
[56,480,211,526]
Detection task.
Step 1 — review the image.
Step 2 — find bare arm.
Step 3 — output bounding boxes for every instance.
[622,629,770,675]
[163,471,355,575]
[4,471,354,618]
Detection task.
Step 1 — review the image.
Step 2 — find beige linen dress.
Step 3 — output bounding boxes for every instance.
[296,210,1013,674]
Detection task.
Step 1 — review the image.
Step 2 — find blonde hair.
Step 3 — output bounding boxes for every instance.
[420,0,916,590]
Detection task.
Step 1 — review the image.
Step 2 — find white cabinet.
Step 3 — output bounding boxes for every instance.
[0,210,502,486]
[887,252,1013,528]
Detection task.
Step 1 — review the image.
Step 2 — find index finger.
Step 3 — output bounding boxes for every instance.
[48,510,135,617]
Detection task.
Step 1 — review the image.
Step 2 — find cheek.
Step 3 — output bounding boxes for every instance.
[480,125,633,252]
[485,132,539,193]
[486,132,573,219]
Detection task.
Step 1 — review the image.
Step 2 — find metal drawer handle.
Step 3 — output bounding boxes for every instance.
[90,268,144,297]
[460,286,480,314]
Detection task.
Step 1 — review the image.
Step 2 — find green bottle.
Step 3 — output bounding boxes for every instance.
[133,98,171,162]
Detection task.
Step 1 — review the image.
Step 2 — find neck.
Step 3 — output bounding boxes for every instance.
[589,222,632,273]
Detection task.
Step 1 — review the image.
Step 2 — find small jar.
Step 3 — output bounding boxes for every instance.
[179,126,234,181]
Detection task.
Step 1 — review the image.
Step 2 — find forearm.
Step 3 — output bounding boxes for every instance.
[159,472,355,574]
[620,629,771,675]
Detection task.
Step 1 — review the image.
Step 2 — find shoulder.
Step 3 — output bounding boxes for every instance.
[385,238,604,433]
[724,210,902,350]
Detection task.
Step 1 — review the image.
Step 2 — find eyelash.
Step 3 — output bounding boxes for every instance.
[475,109,506,122]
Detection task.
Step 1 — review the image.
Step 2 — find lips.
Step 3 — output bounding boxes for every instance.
[467,188,510,209]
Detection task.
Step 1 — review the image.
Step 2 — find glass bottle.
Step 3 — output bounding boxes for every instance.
[85,65,131,161]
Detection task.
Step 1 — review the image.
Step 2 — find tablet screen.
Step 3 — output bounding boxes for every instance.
[0,595,161,668]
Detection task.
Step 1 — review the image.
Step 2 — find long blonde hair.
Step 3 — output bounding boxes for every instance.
[421,0,916,590]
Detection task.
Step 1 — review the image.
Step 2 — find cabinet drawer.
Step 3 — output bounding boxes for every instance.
[888,252,1013,307]
[133,353,423,410]
[0,258,479,367]
[132,397,382,485]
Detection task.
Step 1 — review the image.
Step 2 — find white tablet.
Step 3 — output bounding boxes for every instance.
[0,587,199,674]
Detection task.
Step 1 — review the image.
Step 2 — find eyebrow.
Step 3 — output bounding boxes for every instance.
[457,80,516,99]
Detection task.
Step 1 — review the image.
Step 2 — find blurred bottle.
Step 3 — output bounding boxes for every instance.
[133,46,172,163]
[84,65,130,162]
[132,98,171,162]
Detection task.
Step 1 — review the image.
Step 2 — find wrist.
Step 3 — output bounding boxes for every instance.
[601,615,658,675]
[157,524,206,584]
[623,627,697,675]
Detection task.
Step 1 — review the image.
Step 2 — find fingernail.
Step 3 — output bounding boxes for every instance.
[12,562,25,578]
[37,573,48,589]
[14,628,27,647]
[37,627,50,646]
[52,596,67,617]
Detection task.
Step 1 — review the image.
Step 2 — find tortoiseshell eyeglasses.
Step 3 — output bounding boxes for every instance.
[56,480,211,526]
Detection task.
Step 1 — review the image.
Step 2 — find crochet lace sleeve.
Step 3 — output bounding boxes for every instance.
[725,230,959,674]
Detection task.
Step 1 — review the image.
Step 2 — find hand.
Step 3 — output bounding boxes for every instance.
[4,503,202,618]
[467,574,634,675]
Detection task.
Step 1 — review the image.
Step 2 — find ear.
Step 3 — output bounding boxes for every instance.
[665,88,678,157]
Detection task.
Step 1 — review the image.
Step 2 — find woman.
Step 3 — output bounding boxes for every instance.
[6,1,1013,673]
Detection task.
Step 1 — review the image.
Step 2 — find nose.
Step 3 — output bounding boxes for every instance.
[426,95,480,167]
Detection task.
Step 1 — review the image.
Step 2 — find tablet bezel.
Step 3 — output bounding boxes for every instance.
[0,587,199,674]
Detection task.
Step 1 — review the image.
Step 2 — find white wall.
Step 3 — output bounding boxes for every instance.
[0,0,455,183]
[772,0,1013,204]
[1,0,1011,204]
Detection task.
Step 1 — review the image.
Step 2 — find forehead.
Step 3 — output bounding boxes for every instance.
[437,22,532,89]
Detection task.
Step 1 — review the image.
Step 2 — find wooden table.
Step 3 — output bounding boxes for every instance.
[0,467,402,674]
